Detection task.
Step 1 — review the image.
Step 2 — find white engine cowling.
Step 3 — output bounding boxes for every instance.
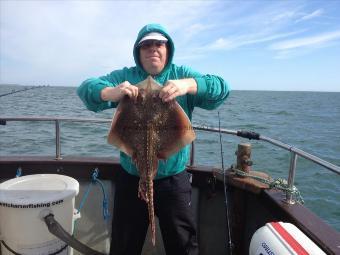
[249,222,326,255]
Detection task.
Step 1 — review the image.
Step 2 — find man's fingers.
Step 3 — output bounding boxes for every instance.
[118,83,138,99]
[161,88,176,102]
[159,87,168,98]
[160,81,174,95]
[126,86,139,99]
[163,91,180,102]
[132,85,138,98]
[123,88,133,98]
[166,86,177,96]
[160,82,175,99]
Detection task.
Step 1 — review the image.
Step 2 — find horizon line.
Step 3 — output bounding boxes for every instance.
[0,83,339,93]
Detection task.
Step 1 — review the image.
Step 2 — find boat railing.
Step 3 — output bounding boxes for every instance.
[1,116,340,205]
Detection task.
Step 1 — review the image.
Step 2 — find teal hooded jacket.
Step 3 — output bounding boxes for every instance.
[77,23,230,179]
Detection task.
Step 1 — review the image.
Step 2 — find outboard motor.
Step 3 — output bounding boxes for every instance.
[249,221,326,255]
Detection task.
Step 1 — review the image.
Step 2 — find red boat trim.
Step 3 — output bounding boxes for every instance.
[270,222,309,255]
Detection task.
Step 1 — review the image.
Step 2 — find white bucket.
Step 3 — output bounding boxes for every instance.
[0,174,79,255]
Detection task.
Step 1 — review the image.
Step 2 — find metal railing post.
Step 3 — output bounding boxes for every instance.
[190,141,195,166]
[286,151,298,204]
[55,120,62,160]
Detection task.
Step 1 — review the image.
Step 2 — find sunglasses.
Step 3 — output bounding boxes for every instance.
[139,40,167,50]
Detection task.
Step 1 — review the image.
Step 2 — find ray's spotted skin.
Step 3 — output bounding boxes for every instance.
[108,76,195,245]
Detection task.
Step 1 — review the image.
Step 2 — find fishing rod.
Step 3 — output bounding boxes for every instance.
[218,111,233,255]
[0,85,47,98]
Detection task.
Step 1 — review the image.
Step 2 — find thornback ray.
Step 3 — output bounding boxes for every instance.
[107,76,196,246]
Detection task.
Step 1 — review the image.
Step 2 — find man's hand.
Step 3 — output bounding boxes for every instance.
[159,78,197,102]
[101,81,138,102]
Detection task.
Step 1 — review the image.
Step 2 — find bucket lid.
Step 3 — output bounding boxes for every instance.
[0,174,79,206]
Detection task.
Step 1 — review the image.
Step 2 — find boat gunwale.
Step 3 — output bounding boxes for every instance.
[0,156,338,254]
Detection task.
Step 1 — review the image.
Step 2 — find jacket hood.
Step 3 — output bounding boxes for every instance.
[133,23,175,76]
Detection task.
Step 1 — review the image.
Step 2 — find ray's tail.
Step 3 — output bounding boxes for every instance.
[147,173,156,246]
[137,177,156,246]
[136,122,158,246]
[146,122,157,246]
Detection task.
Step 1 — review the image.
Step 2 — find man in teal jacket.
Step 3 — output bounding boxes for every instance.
[77,23,230,255]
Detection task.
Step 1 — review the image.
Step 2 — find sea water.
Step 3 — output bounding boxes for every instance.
[0,85,339,231]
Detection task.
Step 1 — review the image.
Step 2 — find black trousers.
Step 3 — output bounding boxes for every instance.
[110,169,199,255]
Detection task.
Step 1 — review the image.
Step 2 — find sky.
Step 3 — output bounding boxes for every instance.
[1,0,340,91]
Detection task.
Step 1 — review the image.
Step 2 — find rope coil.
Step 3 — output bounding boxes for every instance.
[232,167,304,204]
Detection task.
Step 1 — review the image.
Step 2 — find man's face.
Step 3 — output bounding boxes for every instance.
[139,40,168,75]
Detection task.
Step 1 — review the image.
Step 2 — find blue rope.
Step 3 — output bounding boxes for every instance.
[77,180,93,214]
[77,168,110,220]
[16,167,22,177]
[96,178,110,220]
